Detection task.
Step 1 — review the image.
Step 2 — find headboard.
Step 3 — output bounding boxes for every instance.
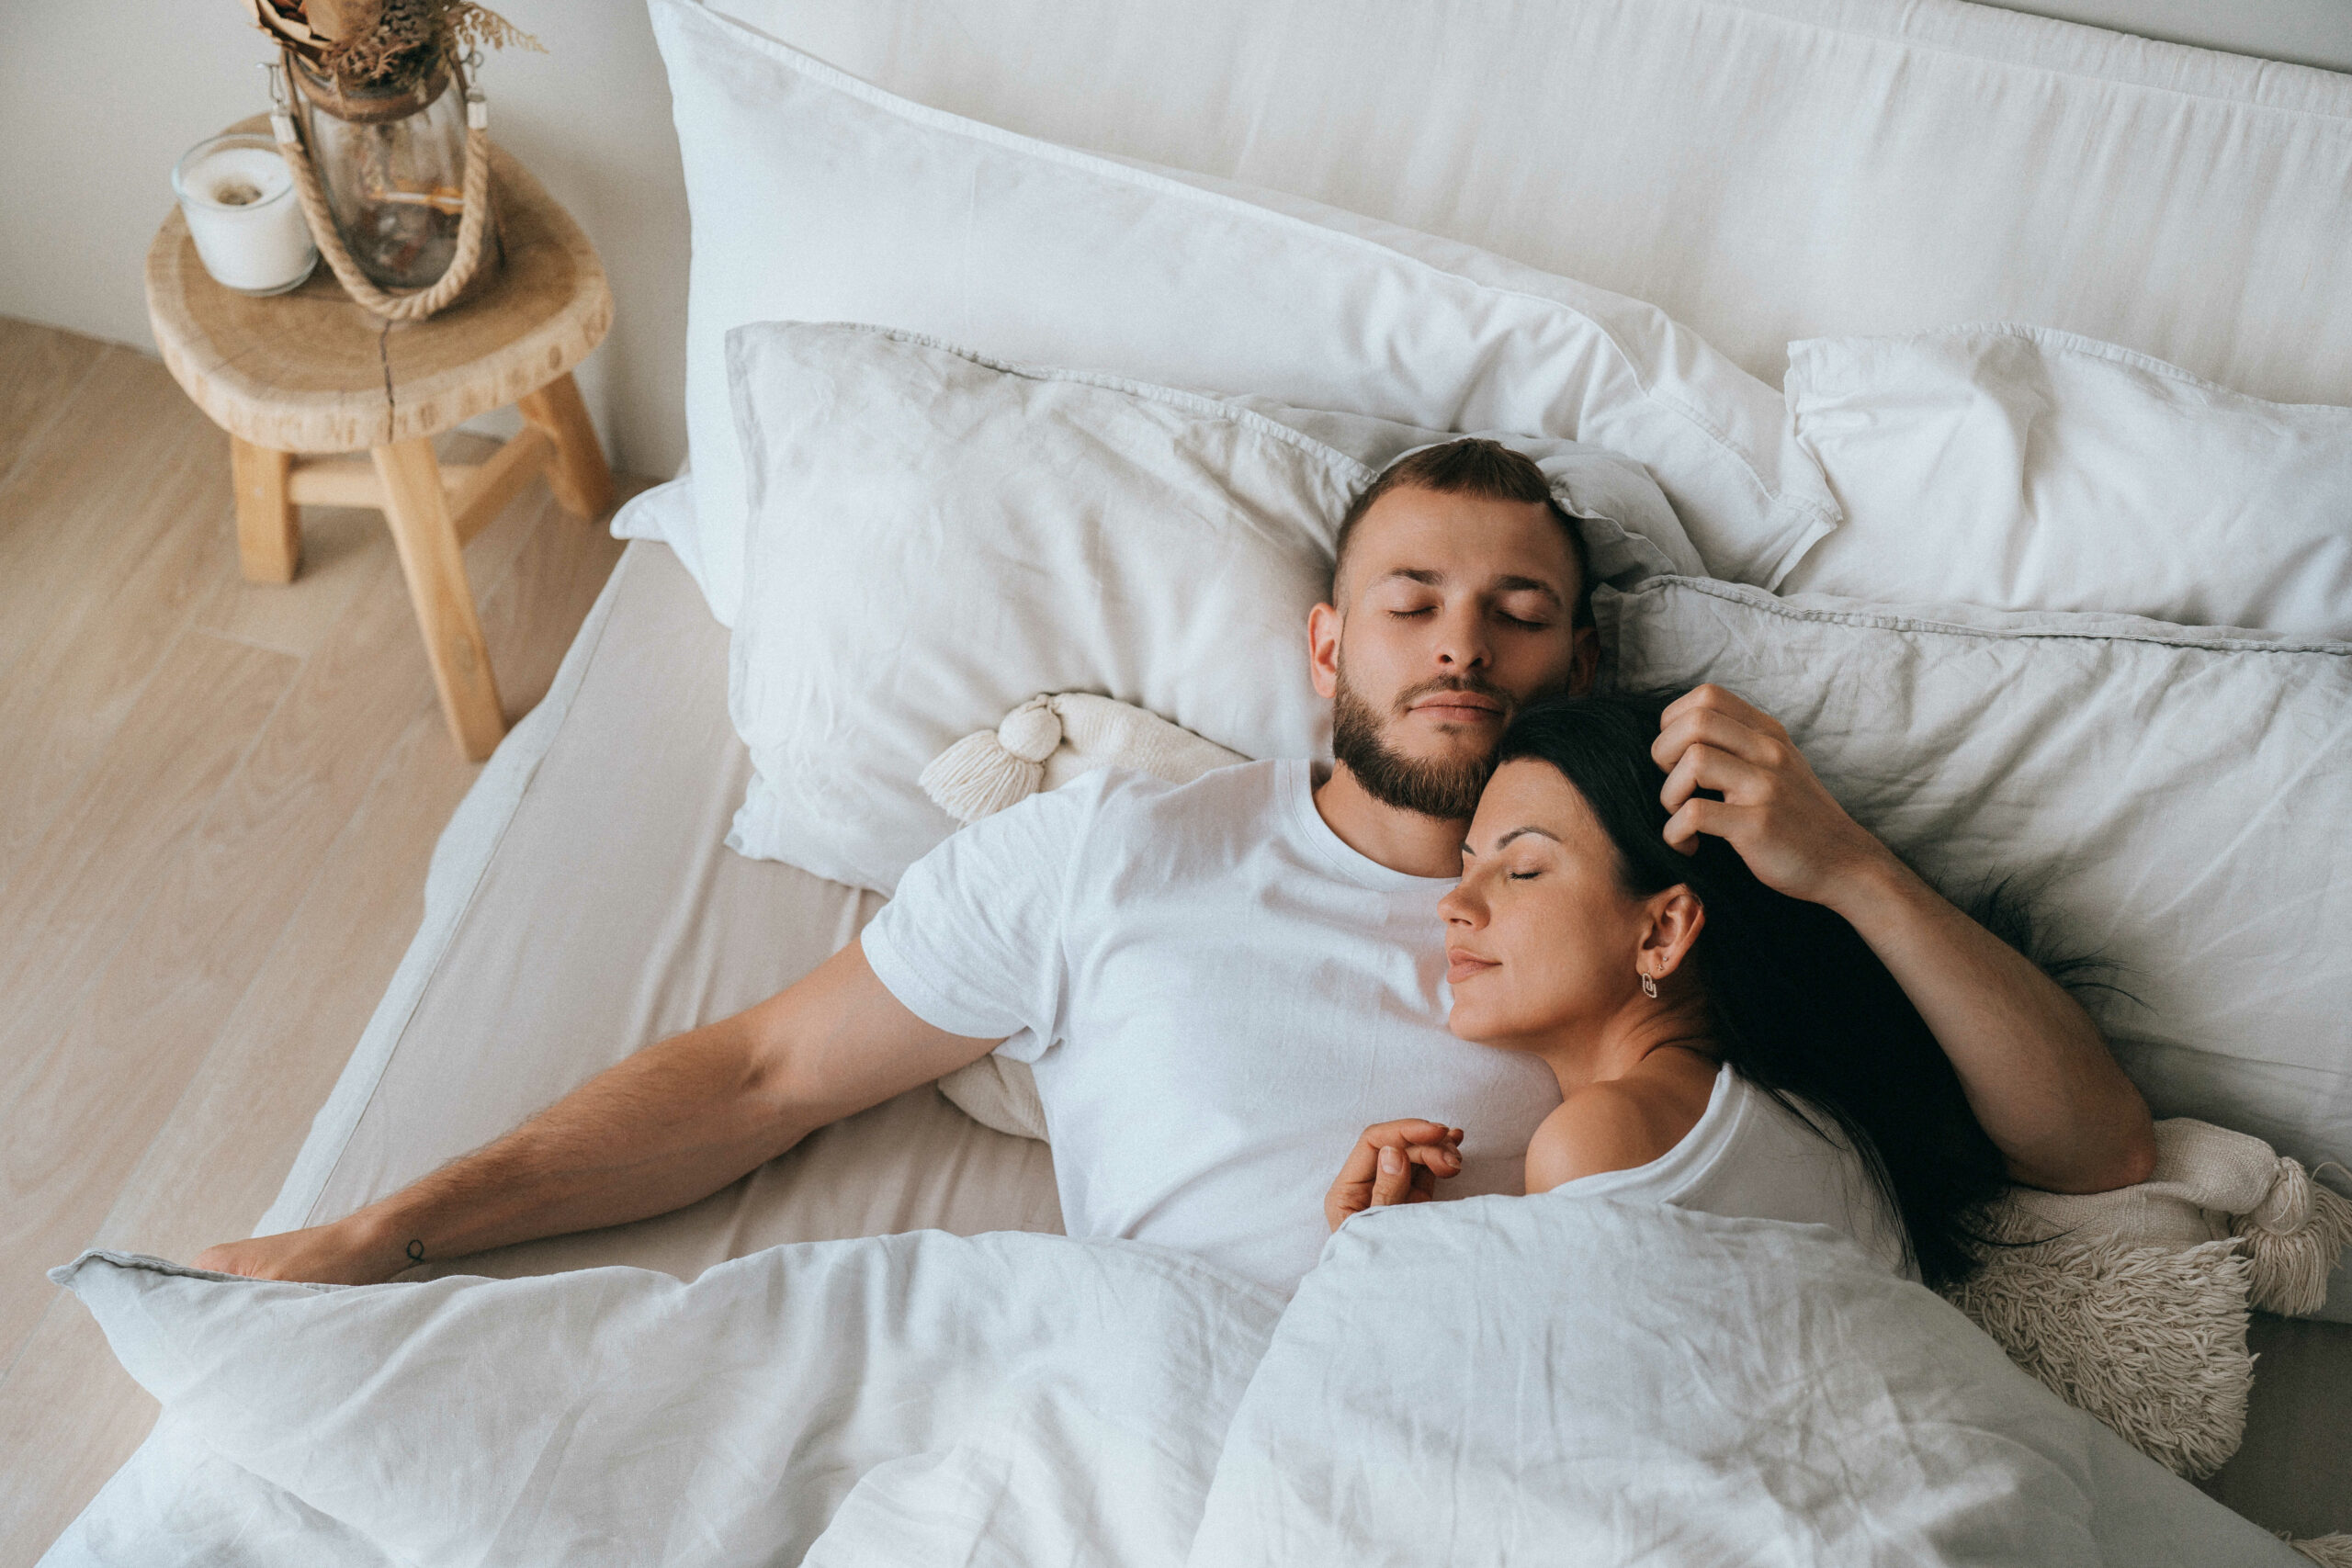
[724,0,2352,405]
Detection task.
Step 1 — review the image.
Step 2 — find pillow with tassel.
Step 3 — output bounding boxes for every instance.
[921,693,1241,1142]
[1944,1118,2352,1487]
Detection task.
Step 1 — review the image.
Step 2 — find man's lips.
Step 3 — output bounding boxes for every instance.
[1447,949,1499,985]
[1408,692,1506,723]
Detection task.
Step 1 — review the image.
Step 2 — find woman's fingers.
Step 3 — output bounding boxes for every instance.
[1329,1121,1467,1228]
[1408,1161,1440,1202]
[1371,1145,1415,1207]
[1368,1140,1463,1207]
[1363,1118,1458,1145]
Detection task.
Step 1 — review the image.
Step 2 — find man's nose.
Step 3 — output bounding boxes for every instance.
[1432,604,1490,670]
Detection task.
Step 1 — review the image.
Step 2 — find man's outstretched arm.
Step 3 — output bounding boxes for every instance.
[193,942,999,1283]
[1653,685,2156,1195]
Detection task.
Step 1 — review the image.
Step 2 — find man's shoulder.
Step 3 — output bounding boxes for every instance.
[1019,756,1290,826]
[974,757,1299,876]
[1094,755,1289,806]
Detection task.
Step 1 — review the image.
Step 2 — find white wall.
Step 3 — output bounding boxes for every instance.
[0,0,690,477]
[1,1,2344,478]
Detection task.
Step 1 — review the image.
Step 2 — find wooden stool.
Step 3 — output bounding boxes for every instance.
[146,118,615,761]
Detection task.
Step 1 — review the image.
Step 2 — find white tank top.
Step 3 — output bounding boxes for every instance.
[1550,1064,1915,1279]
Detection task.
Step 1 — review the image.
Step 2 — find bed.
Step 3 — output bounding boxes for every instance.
[46,0,2352,1558]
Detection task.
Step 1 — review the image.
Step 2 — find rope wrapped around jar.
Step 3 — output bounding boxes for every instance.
[267,51,494,321]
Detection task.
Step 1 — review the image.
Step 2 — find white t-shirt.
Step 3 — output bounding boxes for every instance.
[1545,1062,1915,1278]
[861,759,1561,1292]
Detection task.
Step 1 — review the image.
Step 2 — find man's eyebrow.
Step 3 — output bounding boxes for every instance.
[1374,569,1564,604]
[1494,827,1563,850]
[1493,575,1565,605]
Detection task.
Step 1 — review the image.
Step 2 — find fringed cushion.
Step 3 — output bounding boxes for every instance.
[1945,1236,2252,1477]
[1946,1118,2352,1481]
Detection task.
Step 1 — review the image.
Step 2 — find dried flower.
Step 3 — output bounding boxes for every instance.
[237,0,542,85]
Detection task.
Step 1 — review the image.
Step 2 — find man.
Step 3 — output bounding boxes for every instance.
[198,440,2154,1292]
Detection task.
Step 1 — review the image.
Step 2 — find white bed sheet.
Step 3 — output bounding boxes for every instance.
[266,535,1062,1278]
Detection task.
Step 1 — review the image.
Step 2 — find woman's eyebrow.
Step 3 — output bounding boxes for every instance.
[1494,827,1562,850]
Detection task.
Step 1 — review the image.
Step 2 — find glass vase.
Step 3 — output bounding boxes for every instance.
[288,52,494,291]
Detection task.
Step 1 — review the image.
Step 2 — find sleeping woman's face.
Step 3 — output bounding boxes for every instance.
[1437,759,1664,1049]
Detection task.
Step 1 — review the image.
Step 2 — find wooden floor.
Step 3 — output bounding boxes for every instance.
[0,317,638,1560]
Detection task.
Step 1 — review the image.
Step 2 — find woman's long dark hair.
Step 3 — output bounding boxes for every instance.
[1492,692,2008,1287]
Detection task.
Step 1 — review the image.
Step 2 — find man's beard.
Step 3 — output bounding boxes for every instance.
[1331,668,1511,821]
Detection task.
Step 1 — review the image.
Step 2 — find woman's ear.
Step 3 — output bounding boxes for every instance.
[1640,887,1706,979]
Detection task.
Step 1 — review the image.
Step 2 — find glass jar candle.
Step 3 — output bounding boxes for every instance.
[171,132,319,296]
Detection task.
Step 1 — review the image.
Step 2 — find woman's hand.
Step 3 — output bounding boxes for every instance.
[1325,1120,1465,1231]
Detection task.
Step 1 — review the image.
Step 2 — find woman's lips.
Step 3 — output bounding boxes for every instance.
[1447,950,1498,985]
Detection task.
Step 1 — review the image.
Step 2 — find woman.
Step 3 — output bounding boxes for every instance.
[1323,691,2008,1288]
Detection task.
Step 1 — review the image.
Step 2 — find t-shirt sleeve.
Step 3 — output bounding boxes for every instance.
[860,774,1109,1052]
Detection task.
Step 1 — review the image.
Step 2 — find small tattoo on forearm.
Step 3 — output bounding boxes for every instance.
[406,1239,425,1263]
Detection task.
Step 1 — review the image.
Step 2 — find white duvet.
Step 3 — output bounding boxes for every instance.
[49,1199,2295,1567]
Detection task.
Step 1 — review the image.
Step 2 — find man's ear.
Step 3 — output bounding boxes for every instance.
[1640,887,1707,980]
[1566,624,1602,696]
[1308,601,1342,701]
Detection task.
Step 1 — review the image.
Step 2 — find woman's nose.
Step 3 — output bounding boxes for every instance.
[1439,881,1479,927]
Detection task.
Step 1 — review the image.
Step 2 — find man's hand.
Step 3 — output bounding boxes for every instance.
[1650,682,2154,1194]
[1325,1120,1464,1232]
[1652,684,1896,907]
[194,1216,407,1285]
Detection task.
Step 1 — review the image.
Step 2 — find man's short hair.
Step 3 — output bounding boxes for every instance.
[1330,438,1596,628]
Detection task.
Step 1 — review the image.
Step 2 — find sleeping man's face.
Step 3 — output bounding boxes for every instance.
[1308,484,1599,819]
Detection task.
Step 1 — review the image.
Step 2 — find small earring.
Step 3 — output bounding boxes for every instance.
[1640,969,1659,999]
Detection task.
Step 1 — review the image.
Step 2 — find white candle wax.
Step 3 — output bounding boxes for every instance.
[173,136,318,295]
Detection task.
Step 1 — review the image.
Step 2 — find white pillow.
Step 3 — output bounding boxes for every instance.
[1778,325,2352,637]
[1599,576,2352,1317]
[648,0,1837,626]
[727,321,1687,894]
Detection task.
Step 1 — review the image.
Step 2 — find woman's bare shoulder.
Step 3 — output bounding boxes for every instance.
[1524,1052,1718,1195]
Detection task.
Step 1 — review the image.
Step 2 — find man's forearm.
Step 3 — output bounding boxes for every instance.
[1826,852,2155,1193]
[198,942,998,1284]
[300,1019,812,1282]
